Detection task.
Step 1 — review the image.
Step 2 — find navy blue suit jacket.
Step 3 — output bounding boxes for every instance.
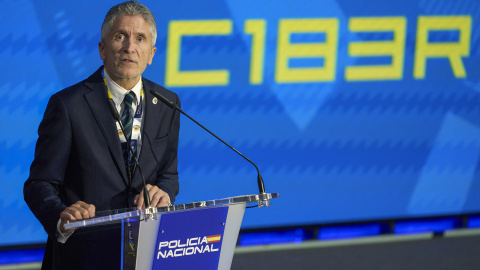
[24,67,180,269]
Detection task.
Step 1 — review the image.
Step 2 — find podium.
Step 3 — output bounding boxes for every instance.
[65,193,279,269]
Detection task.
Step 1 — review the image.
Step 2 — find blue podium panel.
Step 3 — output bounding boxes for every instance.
[152,207,229,270]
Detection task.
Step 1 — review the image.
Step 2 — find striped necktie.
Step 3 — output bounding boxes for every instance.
[121,91,136,176]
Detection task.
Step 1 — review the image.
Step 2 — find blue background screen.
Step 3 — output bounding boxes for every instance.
[1,0,480,246]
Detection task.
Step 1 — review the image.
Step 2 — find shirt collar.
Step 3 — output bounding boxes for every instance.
[104,68,142,106]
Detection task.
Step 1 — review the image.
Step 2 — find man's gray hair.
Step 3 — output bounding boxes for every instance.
[101,1,157,47]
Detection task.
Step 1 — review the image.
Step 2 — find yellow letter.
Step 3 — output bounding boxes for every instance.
[414,16,471,79]
[275,18,339,83]
[245,19,266,85]
[166,20,232,87]
[345,17,406,81]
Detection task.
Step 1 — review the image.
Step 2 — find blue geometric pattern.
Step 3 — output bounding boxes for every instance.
[1,0,480,246]
[408,113,480,215]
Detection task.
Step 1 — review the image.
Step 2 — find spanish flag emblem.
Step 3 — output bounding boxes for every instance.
[206,235,221,243]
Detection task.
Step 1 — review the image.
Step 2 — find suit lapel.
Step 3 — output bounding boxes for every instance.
[132,80,162,186]
[84,69,129,186]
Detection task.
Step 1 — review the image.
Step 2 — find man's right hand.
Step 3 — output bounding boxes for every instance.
[59,201,95,233]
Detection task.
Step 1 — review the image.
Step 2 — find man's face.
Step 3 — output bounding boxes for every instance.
[99,15,156,87]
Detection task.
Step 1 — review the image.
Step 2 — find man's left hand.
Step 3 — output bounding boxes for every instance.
[134,184,170,210]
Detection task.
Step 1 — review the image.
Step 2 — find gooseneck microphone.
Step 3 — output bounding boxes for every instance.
[149,90,267,195]
[107,98,152,209]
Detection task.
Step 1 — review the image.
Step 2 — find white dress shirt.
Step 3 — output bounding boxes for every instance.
[104,69,144,157]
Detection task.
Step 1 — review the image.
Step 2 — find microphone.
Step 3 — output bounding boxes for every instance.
[107,98,152,210]
[150,90,270,207]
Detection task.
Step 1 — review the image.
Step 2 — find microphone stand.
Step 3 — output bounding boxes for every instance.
[150,90,271,207]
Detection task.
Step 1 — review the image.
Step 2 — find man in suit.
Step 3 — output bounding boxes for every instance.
[23,1,180,269]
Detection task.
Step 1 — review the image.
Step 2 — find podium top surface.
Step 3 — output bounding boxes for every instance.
[65,193,279,230]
